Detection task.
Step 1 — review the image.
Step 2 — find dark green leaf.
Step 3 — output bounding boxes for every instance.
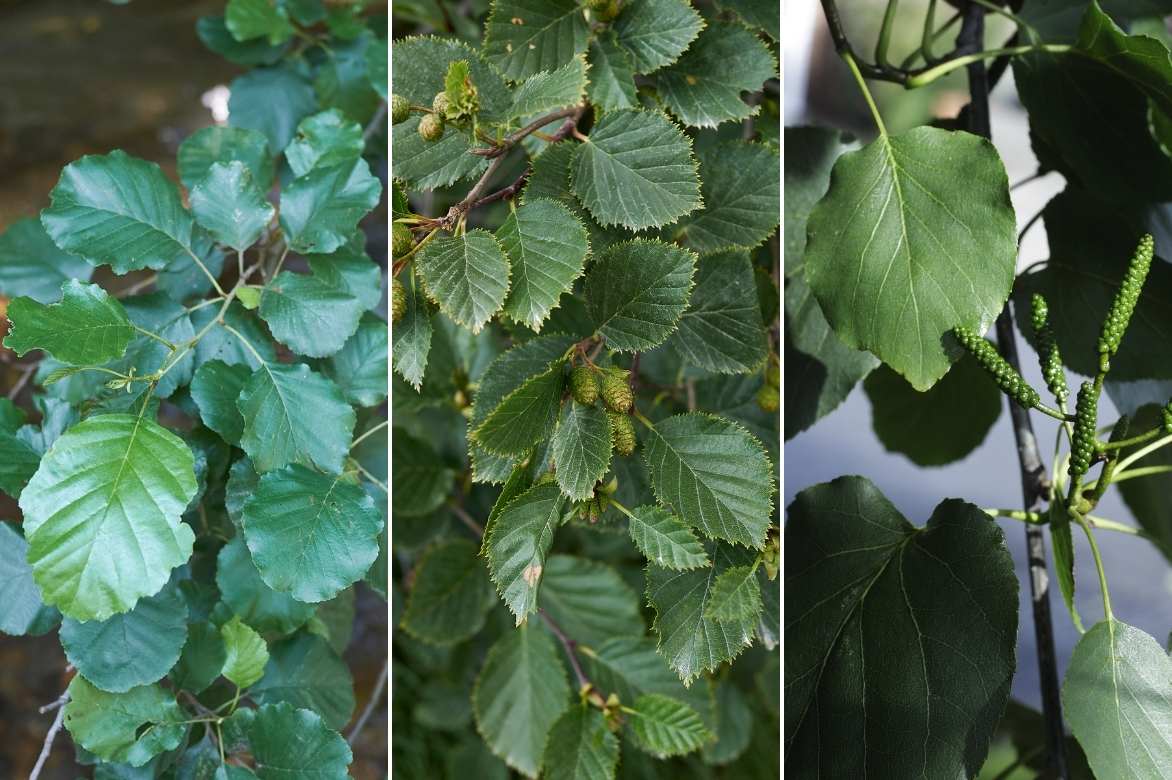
[538,554,644,646]
[0,522,59,636]
[216,537,315,635]
[668,249,767,373]
[177,126,274,191]
[673,141,780,254]
[485,483,565,623]
[483,0,590,81]
[0,217,92,304]
[585,239,696,352]
[657,22,775,128]
[285,109,365,177]
[626,505,709,570]
[550,402,613,501]
[246,702,353,778]
[189,161,274,251]
[229,65,318,153]
[251,633,355,730]
[401,538,495,645]
[279,159,382,255]
[498,199,589,332]
[190,360,251,445]
[612,0,704,74]
[416,230,511,334]
[542,706,620,780]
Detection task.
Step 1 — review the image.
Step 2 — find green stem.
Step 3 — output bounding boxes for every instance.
[902,7,961,69]
[608,498,636,520]
[1085,514,1147,539]
[1114,432,1172,474]
[354,462,387,493]
[1073,512,1113,620]
[875,0,900,68]
[185,247,227,298]
[1109,464,1172,483]
[350,419,388,450]
[221,323,266,366]
[632,409,656,430]
[132,325,176,351]
[906,44,1071,87]
[1097,425,1162,451]
[968,0,1041,44]
[983,508,1043,523]
[842,50,889,137]
[1032,401,1070,422]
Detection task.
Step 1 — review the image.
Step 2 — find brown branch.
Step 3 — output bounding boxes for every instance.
[347,661,388,746]
[450,502,485,537]
[29,701,67,780]
[539,608,590,689]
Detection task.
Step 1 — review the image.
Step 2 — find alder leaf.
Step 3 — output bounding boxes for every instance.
[279,159,382,255]
[509,56,588,120]
[626,505,710,570]
[225,0,295,45]
[189,161,275,251]
[542,706,620,780]
[785,476,1018,776]
[0,217,93,304]
[570,110,701,231]
[177,126,274,191]
[1063,618,1172,780]
[245,702,353,779]
[0,522,60,637]
[284,109,365,177]
[484,482,565,624]
[550,401,613,501]
[657,22,775,128]
[228,65,318,153]
[400,538,495,645]
[259,265,366,358]
[237,363,356,474]
[417,230,511,334]
[804,126,1017,390]
[612,0,704,74]
[1076,1,1172,119]
[4,280,133,365]
[392,427,456,517]
[474,363,566,455]
[391,119,487,191]
[171,621,226,695]
[538,555,644,646]
[627,693,711,758]
[64,677,186,767]
[19,414,198,621]
[473,623,571,778]
[585,239,696,352]
[326,315,388,407]
[190,360,251,445]
[497,198,590,331]
[667,249,767,373]
[482,0,590,81]
[216,537,315,636]
[578,637,713,728]
[60,584,188,693]
[702,565,761,623]
[784,126,852,277]
[251,633,355,730]
[242,465,384,602]
[587,34,638,111]
[391,269,433,389]
[673,141,780,254]
[41,150,194,273]
[391,36,513,123]
[642,413,773,548]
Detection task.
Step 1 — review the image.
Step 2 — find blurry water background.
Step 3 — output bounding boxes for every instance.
[785,0,1172,715]
[0,1,387,775]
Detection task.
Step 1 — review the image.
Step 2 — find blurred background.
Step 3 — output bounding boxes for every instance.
[785,0,1172,721]
[0,1,387,776]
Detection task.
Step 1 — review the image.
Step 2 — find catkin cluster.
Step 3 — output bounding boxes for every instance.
[1069,381,1099,483]
[569,363,636,457]
[1098,234,1154,369]
[1030,294,1067,405]
[953,325,1040,409]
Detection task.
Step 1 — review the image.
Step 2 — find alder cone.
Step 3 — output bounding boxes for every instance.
[570,365,600,405]
[600,371,632,413]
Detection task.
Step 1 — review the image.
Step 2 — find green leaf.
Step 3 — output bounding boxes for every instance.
[578,637,713,727]
[626,505,709,570]
[285,109,365,177]
[366,35,388,98]
[627,694,711,758]
[242,465,384,602]
[392,269,433,389]
[498,199,590,332]
[612,0,704,74]
[5,279,134,360]
[585,239,695,351]
[483,0,590,81]
[60,584,188,693]
[117,293,196,399]
[190,360,251,445]
[237,363,356,474]
[259,266,365,358]
[473,363,565,455]
[550,402,613,501]
[314,33,381,123]
[197,15,289,66]
[225,0,294,44]
[784,126,852,277]
[417,230,511,334]
[64,677,186,767]
[220,615,269,689]
[657,22,774,128]
[701,680,752,765]
[863,353,1002,466]
[542,706,620,780]
[391,35,513,123]
[170,621,225,695]
[401,538,495,645]
[178,126,274,191]
[485,483,565,623]
[702,565,761,623]
[673,141,780,254]
[785,476,1019,776]
[587,34,638,112]
[306,242,383,311]
[20,414,197,621]
[571,110,701,231]
[1048,501,1083,633]
[0,217,93,304]
[1064,619,1172,780]
[192,302,275,371]
[279,159,382,255]
[524,142,578,205]
[804,126,1017,390]
[228,65,318,153]
[0,522,59,636]
[784,274,878,439]
[667,249,766,373]
[510,56,589,119]
[246,702,353,779]
[189,161,274,251]
[216,537,315,635]
[390,129,483,194]
[1077,1,1172,119]
[714,0,778,37]
[326,315,387,407]
[646,542,758,684]
[41,150,194,273]
[538,555,644,645]
[308,587,356,655]
[1116,404,1172,562]
[473,623,571,778]
[251,633,355,730]
[643,413,773,548]
[0,427,42,500]
[391,427,455,517]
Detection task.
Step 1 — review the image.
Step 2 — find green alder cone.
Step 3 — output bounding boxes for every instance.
[600,370,633,413]
[756,383,779,412]
[609,411,636,457]
[390,93,410,124]
[391,222,413,258]
[570,364,599,405]
[432,91,451,117]
[1069,380,1099,484]
[1030,292,1067,405]
[765,362,780,388]
[952,325,1040,409]
[418,112,444,142]
[391,276,406,324]
[1097,233,1154,370]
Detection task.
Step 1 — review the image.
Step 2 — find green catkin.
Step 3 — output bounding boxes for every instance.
[570,365,599,405]
[756,383,779,412]
[1069,380,1099,484]
[1098,234,1155,370]
[391,277,406,324]
[952,325,1040,409]
[391,222,413,259]
[1030,293,1067,405]
[390,94,410,125]
[609,412,636,456]
[432,92,451,117]
[600,371,633,413]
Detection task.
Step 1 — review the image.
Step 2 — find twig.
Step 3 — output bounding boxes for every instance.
[450,502,485,536]
[116,272,159,298]
[539,608,590,689]
[38,691,69,715]
[7,362,36,400]
[29,702,67,780]
[363,100,388,141]
[347,661,388,745]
